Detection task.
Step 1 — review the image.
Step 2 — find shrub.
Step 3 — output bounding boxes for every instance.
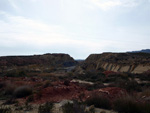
[62,102,73,113]
[141,102,150,113]
[26,95,34,102]
[5,70,26,77]
[4,98,17,105]
[88,105,95,113]
[115,79,141,92]
[0,82,5,89]
[36,91,42,99]
[38,102,53,113]
[113,96,141,113]
[64,80,70,86]
[4,84,16,95]
[43,80,52,88]
[62,101,86,113]
[85,94,111,109]
[24,101,33,111]
[13,86,32,98]
[0,106,12,113]
[100,111,106,113]
[141,89,150,97]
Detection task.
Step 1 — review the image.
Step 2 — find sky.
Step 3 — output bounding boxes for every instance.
[0,0,150,59]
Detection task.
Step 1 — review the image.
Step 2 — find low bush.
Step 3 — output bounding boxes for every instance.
[13,85,32,98]
[62,102,73,113]
[141,102,150,113]
[26,95,34,102]
[0,82,5,89]
[5,70,26,77]
[85,94,111,109]
[43,80,52,88]
[64,80,70,86]
[0,106,12,113]
[4,98,17,105]
[4,84,16,96]
[115,79,141,92]
[88,105,95,113]
[62,101,86,113]
[113,96,141,113]
[38,102,53,113]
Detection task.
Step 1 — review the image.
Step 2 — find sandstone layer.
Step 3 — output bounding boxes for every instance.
[80,53,150,74]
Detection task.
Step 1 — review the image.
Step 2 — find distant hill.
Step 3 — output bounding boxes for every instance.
[128,49,150,53]
[0,53,78,75]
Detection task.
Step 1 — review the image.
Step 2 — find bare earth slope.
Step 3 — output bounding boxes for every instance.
[80,52,150,74]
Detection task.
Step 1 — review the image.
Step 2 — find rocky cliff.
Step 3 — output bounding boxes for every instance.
[80,53,150,74]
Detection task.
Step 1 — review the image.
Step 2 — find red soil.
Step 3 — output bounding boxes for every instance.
[0,77,127,104]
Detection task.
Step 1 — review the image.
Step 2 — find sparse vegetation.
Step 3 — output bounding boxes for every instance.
[13,85,32,98]
[26,94,34,102]
[85,94,111,109]
[4,84,16,96]
[38,102,53,113]
[112,95,150,113]
[43,80,52,88]
[62,101,86,113]
[0,52,150,113]
[0,106,12,113]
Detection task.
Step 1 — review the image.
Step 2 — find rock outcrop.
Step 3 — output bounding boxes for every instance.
[80,53,150,74]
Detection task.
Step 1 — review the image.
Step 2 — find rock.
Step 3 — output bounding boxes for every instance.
[78,52,150,74]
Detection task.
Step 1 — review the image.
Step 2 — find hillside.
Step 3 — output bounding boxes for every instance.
[0,53,77,75]
[78,52,150,74]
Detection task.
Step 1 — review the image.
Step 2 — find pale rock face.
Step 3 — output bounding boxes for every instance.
[80,53,150,74]
[100,63,150,74]
[132,65,150,74]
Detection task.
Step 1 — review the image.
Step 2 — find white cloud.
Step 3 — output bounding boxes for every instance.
[8,0,20,11]
[0,11,116,58]
[88,0,142,10]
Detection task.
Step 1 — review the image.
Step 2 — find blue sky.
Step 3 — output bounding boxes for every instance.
[0,0,150,59]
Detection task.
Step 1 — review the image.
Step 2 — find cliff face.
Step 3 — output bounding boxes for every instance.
[81,53,150,74]
[0,53,77,74]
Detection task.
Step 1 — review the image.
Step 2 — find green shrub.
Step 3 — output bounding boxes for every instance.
[38,102,53,113]
[85,95,111,109]
[13,86,32,98]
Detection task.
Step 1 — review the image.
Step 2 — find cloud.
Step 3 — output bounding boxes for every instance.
[88,0,142,10]
[0,11,116,58]
[8,0,20,11]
